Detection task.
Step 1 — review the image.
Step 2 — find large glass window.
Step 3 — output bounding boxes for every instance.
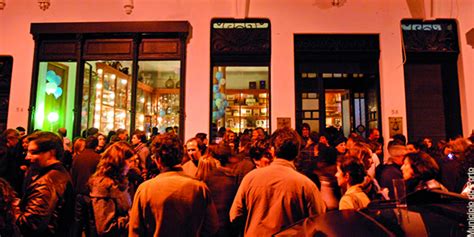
[136,61,181,136]
[81,61,132,135]
[211,66,269,137]
[34,61,77,140]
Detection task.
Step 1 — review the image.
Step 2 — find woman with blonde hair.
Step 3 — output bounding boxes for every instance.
[88,142,136,237]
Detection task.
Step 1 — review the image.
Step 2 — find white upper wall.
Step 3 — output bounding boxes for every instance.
[0,0,473,141]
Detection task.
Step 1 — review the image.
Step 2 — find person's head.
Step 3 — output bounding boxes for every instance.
[131,130,147,145]
[94,142,135,181]
[86,127,99,137]
[347,142,373,171]
[57,128,67,137]
[269,127,301,161]
[442,143,453,156]
[406,141,420,153]
[152,127,159,136]
[423,137,433,149]
[185,137,204,162]
[97,133,107,148]
[165,127,175,134]
[26,131,64,170]
[335,156,367,188]
[224,130,236,143]
[249,139,273,168]
[116,128,128,141]
[387,139,407,165]
[151,133,183,169]
[16,126,26,137]
[319,134,329,146]
[73,137,86,155]
[211,143,233,166]
[346,133,365,150]
[195,155,219,182]
[0,177,17,228]
[392,134,407,145]
[252,127,265,141]
[238,134,252,154]
[401,152,439,182]
[20,135,29,150]
[195,133,208,145]
[334,136,347,154]
[84,135,98,150]
[301,123,311,138]
[2,129,19,148]
[368,128,380,141]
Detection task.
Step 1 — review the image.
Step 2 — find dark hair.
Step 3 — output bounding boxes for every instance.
[195,133,207,142]
[339,156,367,186]
[151,133,183,168]
[16,126,26,132]
[27,131,64,160]
[85,135,99,149]
[404,152,439,182]
[0,178,18,235]
[86,127,99,137]
[186,137,206,153]
[392,134,407,145]
[132,130,147,144]
[269,127,301,161]
[212,143,232,165]
[249,139,271,161]
[91,142,135,184]
[301,123,311,131]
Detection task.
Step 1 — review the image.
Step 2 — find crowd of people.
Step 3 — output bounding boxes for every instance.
[0,124,473,236]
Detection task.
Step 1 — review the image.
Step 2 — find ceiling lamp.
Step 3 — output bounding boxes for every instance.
[38,0,50,11]
[124,0,133,14]
[0,0,5,10]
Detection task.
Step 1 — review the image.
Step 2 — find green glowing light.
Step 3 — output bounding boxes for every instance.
[47,112,59,123]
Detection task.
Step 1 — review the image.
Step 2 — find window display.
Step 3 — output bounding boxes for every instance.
[211,66,269,136]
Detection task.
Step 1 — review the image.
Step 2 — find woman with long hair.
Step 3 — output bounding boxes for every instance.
[0,178,20,237]
[88,142,136,237]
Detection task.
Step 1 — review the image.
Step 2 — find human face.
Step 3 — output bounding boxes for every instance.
[335,165,349,187]
[123,155,137,175]
[319,136,328,146]
[302,127,310,138]
[118,132,128,141]
[22,138,29,150]
[26,141,54,170]
[335,142,346,154]
[401,158,414,180]
[252,130,259,141]
[406,144,417,153]
[423,138,432,148]
[98,135,106,147]
[131,135,140,145]
[186,140,201,161]
[443,146,453,156]
[228,133,236,142]
[370,130,380,141]
[6,133,19,148]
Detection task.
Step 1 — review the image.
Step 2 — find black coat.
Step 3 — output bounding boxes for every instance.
[17,162,74,237]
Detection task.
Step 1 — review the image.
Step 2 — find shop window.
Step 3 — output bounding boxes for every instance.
[210,18,271,141]
[211,66,269,136]
[136,60,181,135]
[30,22,190,139]
[34,62,77,136]
[81,60,132,135]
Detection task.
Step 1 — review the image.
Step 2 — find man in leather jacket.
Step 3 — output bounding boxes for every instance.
[17,131,74,237]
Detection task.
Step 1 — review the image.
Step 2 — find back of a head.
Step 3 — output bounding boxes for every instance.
[57,128,67,137]
[151,133,183,168]
[133,130,147,144]
[87,127,99,137]
[28,131,64,160]
[339,156,367,186]
[270,127,301,161]
[388,139,407,158]
[392,134,407,145]
[95,141,134,181]
[249,139,270,161]
[85,135,99,149]
[212,143,232,165]
[405,152,439,182]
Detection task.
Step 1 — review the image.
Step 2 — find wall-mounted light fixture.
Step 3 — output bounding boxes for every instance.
[124,0,133,14]
[38,0,50,11]
[0,0,6,10]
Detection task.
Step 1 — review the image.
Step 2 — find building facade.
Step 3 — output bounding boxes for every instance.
[0,0,473,145]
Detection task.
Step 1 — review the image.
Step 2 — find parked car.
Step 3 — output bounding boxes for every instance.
[274,189,468,237]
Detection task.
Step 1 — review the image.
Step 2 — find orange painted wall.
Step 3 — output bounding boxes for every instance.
[0,0,473,142]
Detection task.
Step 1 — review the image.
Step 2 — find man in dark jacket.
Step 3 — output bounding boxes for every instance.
[17,131,74,237]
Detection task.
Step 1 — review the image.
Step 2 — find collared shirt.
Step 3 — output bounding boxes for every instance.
[339,185,371,210]
[230,158,326,236]
[129,171,218,237]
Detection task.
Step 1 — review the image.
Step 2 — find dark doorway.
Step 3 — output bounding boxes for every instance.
[402,19,462,142]
[0,56,13,132]
[294,35,381,139]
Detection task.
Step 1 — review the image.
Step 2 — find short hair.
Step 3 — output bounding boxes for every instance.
[85,135,99,149]
[269,127,301,161]
[211,143,232,165]
[249,139,271,161]
[392,134,407,145]
[86,127,99,137]
[57,128,67,137]
[404,152,439,182]
[116,128,128,135]
[195,133,207,141]
[132,130,147,143]
[301,123,311,131]
[16,126,26,132]
[339,156,367,186]
[151,133,183,168]
[186,137,206,153]
[27,131,64,160]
